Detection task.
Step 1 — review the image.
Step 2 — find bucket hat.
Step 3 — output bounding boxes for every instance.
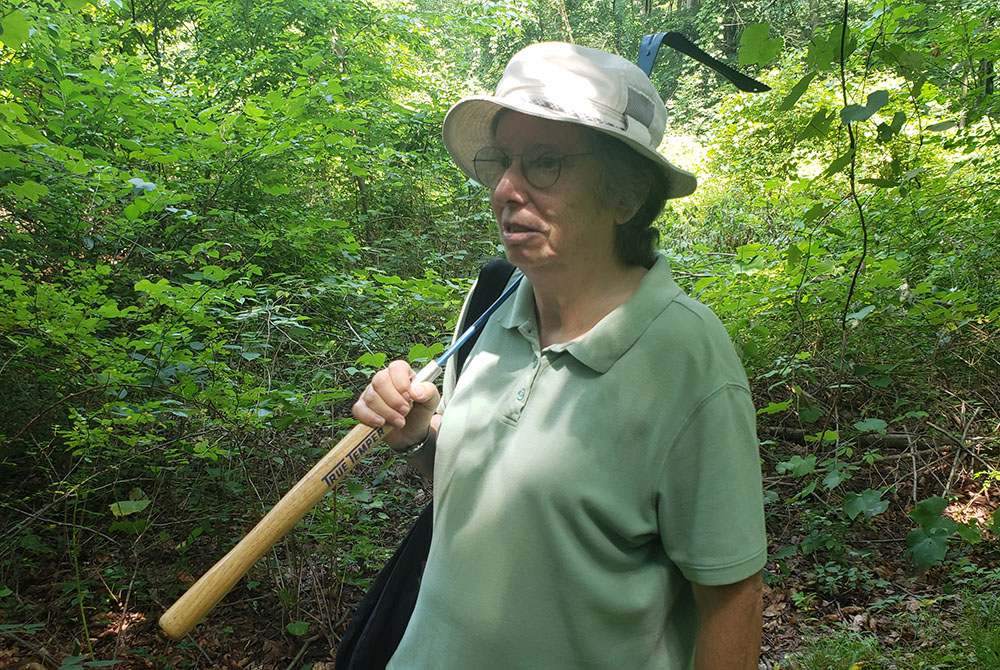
[442,42,697,200]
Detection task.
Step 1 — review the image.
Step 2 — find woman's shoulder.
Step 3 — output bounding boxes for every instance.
[639,290,749,387]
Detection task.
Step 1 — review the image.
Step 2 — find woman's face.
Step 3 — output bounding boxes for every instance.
[489,112,622,275]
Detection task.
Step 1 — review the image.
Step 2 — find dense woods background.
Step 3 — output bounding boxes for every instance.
[1,0,998,668]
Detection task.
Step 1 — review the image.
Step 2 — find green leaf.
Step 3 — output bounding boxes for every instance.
[807,25,857,71]
[739,23,783,67]
[97,300,123,318]
[956,520,982,544]
[790,478,818,502]
[840,90,890,124]
[200,265,232,283]
[906,527,950,570]
[844,489,889,519]
[909,496,949,528]
[882,43,922,71]
[110,499,151,517]
[805,430,839,443]
[864,375,895,390]
[823,462,853,490]
[927,121,957,132]
[798,405,823,423]
[285,621,310,636]
[408,342,444,365]
[859,177,899,188]
[853,417,887,435]
[123,203,141,221]
[355,352,387,369]
[797,108,834,142]
[778,72,816,111]
[0,10,30,49]
[845,305,876,322]
[758,399,793,415]
[777,454,817,477]
[12,180,49,202]
[877,111,906,143]
[346,480,372,502]
[109,519,150,534]
[785,243,803,272]
[135,278,170,295]
[0,151,23,169]
[823,150,855,176]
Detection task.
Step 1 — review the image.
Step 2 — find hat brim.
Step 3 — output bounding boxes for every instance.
[442,96,697,200]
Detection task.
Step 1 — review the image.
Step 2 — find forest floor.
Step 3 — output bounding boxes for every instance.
[2,414,997,670]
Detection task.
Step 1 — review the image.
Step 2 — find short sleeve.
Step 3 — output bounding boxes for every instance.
[656,383,767,586]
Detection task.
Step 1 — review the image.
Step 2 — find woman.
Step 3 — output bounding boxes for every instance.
[352,42,766,670]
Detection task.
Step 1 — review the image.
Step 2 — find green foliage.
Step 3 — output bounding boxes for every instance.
[843,489,889,520]
[739,22,783,67]
[0,0,996,665]
[906,497,960,570]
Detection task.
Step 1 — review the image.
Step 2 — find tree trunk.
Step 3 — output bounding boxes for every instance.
[557,0,574,43]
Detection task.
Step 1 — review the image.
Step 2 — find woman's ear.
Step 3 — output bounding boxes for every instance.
[613,173,651,225]
[614,197,641,226]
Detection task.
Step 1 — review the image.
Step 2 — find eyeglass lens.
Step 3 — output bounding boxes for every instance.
[473,145,566,189]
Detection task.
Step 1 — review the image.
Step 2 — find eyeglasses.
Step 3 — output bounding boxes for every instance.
[472,145,592,190]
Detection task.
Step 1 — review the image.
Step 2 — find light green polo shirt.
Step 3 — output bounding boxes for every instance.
[388,255,766,670]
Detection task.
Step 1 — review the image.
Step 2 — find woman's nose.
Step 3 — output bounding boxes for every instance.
[492,158,530,201]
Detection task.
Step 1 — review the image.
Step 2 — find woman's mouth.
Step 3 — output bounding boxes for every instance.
[506,223,535,233]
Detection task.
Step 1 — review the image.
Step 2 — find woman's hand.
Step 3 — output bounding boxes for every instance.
[351,360,441,452]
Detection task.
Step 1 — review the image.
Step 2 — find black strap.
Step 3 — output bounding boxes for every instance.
[638,32,770,92]
[335,258,515,670]
[454,258,517,374]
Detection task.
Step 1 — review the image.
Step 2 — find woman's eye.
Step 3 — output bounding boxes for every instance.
[532,155,559,170]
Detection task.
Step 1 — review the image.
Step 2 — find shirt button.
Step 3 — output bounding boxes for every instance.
[516,389,526,401]
[531,356,539,368]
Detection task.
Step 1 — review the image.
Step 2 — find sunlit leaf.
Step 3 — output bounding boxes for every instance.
[758,399,793,415]
[824,150,855,176]
[840,90,890,123]
[845,305,876,322]
[739,22,783,66]
[797,108,835,142]
[0,10,30,49]
[927,121,957,132]
[778,72,817,111]
[877,111,906,143]
[110,499,151,517]
[854,417,887,435]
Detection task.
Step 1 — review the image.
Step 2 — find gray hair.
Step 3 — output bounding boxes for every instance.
[587,130,668,268]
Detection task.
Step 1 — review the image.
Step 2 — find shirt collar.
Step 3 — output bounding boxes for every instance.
[498,253,682,373]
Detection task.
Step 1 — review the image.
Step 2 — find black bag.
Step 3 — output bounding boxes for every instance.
[335,259,516,670]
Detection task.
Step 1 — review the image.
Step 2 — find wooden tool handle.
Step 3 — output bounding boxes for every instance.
[158,422,389,640]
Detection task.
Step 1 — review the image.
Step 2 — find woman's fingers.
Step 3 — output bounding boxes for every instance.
[351,361,438,449]
[409,380,440,408]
